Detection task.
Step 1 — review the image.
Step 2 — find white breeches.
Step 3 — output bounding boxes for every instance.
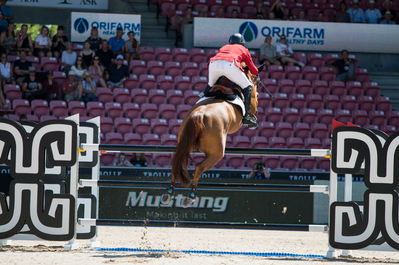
[208,60,252,89]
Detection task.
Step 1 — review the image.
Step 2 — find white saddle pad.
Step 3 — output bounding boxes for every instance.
[195,95,245,116]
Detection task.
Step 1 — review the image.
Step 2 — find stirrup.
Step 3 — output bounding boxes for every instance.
[242,115,258,129]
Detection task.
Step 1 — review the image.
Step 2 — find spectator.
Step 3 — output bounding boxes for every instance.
[86,26,101,52]
[51,25,68,58]
[0,22,15,54]
[16,24,33,54]
[0,11,8,34]
[215,6,224,18]
[42,72,59,101]
[297,10,306,21]
[331,49,356,81]
[347,0,366,23]
[0,84,6,108]
[276,35,304,67]
[61,42,77,72]
[316,11,326,22]
[248,162,270,180]
[71,56,86,81]
[381,0,397,20]
[380,10,396,24]
[22,66,44,100]
[0,52,13,87]
[34,26,52,58]
[231,9,240,18]
[255,2,267,19]
[114,153,133,167]
[0,0,13,23]
[80,40,95,68]
[106,54,128,88]
[365,0,382,23]
[270,0,285,20]
[130,153,147,167]
[62,70,81,102]
[336,1,351,22]
[96,39,113,69]
[259,36,280,66]
[124,31,140,61]
[88,55,107,88]
[108,27,125,55]
[198,7,208,17]
[81,72,97,103]
[14,50,31,85]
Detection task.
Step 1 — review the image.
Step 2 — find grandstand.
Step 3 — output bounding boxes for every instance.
[2,0,399,171]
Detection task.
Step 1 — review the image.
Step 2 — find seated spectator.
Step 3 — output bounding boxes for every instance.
[381,0,397,20]
[0,23,16,54]
[365,0,382,23]
[380,10,396,24]
[108,27,125,55]
[276,35,304,67]
[71,56,87,81]
[22,66,45,100]
[81,72,97,103]
[96,39,113,69]
[130,153,147,167]
[42,72,59,101]
[231,9,240,18]
[14,50,31,85]
[16,24,33,54]
[198,7,208,17]
[0,0,13,25]
[106,54,128,88]
[248,162,270,180]
[86,26,101,52]
[88,55,107,87]
[215,6,224,18]
[62,70,81,102]
[0,10,7,33]
[114,153,133,167]
[51,25,68,59]
[270,0,285,20]
[34,26,52,58]
[347,0,366,23]
[255,2,267,19]
[316,11,326,22]
[259,36,280,66]
[297,10,307,21]
[331,49,356,81]
[61,42,77,72]
[80,40,95,68]
[336,1,351,22]
[124,31,140,61]
[0,52,13,87]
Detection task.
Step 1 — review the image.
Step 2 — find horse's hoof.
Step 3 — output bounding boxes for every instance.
[160,193,173,205]
[182,196,195,208]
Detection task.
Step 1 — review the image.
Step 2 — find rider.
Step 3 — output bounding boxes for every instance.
[205,33,258,128]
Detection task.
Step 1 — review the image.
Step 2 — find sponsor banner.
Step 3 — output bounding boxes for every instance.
[71,12,141,42]
[193,17,399,53]
[8,0,108,10]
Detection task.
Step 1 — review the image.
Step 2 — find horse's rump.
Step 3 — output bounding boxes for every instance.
[206,76,244,101]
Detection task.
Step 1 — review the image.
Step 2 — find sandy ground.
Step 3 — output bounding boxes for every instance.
[0,226,398,265]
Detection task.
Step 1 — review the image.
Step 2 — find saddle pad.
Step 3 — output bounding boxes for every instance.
[195,95,245,116]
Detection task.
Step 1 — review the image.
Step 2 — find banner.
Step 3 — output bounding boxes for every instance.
[71,12,141,42]
[193,17,399,54]
[8,0,108,10]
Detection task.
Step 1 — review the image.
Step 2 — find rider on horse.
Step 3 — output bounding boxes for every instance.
[204,33,259,128]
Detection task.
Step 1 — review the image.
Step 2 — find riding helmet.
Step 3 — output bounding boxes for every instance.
[229,33,245,45]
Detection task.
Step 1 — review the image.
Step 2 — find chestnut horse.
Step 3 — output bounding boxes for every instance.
[161,67,260,205]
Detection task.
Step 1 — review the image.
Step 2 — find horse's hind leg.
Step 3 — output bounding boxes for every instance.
[161,165,177,205]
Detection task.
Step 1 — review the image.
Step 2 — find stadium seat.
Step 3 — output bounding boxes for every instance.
[233,135,250,148]
[294,123,311,139]
[157,75,175,90]
[319,66,336,81]
[206,48,218,59]
[375,96,392,112]
[226,155,245,169]
[342,95,357,110]
[300,157,317,171]
[324,95,340,110]
[335,109,352,123]
[307,94,323,109]
[355,68,370,82]
[125,74,140,89]
[100,116,114,134]
[3,84,22,100]
[322,138,331,149]
[105,102,123,118]
[381,125,396,135]
[281,157,299,170]
[199,62,208,76]
[266,107,283,123]
[105,132,123,144]
[296,79,313,95]
[313,80,330,95]
[258,93,272,109]
[311,123,329,139]
[318,109,334,124]
[191,76,208,90]
[165,61,183,77]
[287,137,304,148]
[305,138,322,149]
[131,88,149,104]
[159,104,177,119]
[370,110,386,126]
[96,87,113,103]
[175,75,192,90]
[172,48,190,62]
[141,103,158,119]
[114,117,133,135]
[53,71,67,88]
[151,118,169,134]
[273,93,288,109]
[113,88,131,103]
[139,74,157,89]
[352,110,369,126]
[41,57,59,72]
[124,133,142,145]
[300,108,318,123]
[189,48,207,63]
[132,118,151,134]
[269,136,285,148]
[302,66,319,81]
[68,101,86,116]
[283,108,300,123]
[279,79,296,94]
[12,99,30,116]
[147,60,165,76]
[169,119,183,135]
[329,81,346,96]
[285,66,302,80]
[262,79,279,94]
[363,81,380,97]
[138,46,155,61]
[388,111,399,127]
[161,134,178,145]
[27,114,40,122]
[251,136,268,148]
[259,121,275,137]
[307,52,325,67]
[289,94,306,109]
[100,153,115,166]
[345,81,363,96]
[324,53,339,64]
[177,105,191,119]
[182,62,200,76]
[50,100,68,117]
[293,52,307,65]
[318,158,330,171]
[276,122,293,138]
[87,101,105,117]
[129,60,147,75]
[268,65,285,79]
[155,47,173,62]
[154,153,172,167]
[184,90,201,105]
[143,133,161,145]
[31,99,49,117]
[358,95,375,111]
[149,89,167,104]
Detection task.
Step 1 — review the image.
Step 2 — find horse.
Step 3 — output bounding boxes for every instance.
[161,66,261,206]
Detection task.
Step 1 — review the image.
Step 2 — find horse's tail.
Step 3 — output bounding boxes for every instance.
[172,112,204,187]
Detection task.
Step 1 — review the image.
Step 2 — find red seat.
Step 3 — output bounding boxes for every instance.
[175,75,192,90]
[289,94,306,109]
[199,62,208,76]
[139,74,157,89]
[307,52,325,67]
[172,48,190,62]
[318,158,330,171]
[100,153,115,166]
[184,90,201,105]
[151,118,169,135]
[352,110,369,126]
[281,157,299,170]
[131,88,148,104]
[278,79,295,94]
[276,122,293,138]
[206,48,218,59]
[287,137,304,148]
[251,136,268,148]
[363,81,380,97]
[68,101,86,116]
[87,101,105,117]
[342,95,357,110]
[319,66,336,81]
[165,61,182,77]
[161,134,178,145]
[300,157,317,171]
[191,76,208,90]
[268,65,285,79]
[273,93,288,109]
[189,48,207,63]
[296,80,312,95]
[381,125,396,135]
[246,157,264,169]
[141,103,158,119]
[259,121,275,138]
[124,133,142,145]
[305,138,322,149]
[307,94,323,109]
[50,100,68,117]
[105,132,123,144]
[113,88,131,103]
[31,99,49,117]
[125,75,140,89]
[182,62,200,76]
[3,84,22,100]
[294,123,311,139]
[129,60,147,75]
[233,135,250,147]
[389,111,399,127]
[293,52,307,65]
[265,156,281,170]
[266,107,283,123]
[324,95,340,110]
[258,93,272,109]
[345,81,362,96]
[324,53,340,65]
[335,109,352,124]
[370,110,386,126]
[300,108,318,124]
[262,79,279,94]
[269,136,285,148]
[169,119,183,135]
[283,108,300,123]
[132,118,151,134]
[149,89,167,104]
[157,75,175,90]
[100,116,114,134]
[355,68,370,82]
[285,65,302,80]
[318,109,334,124]
[375,96,392,112]
[302,66,319,81]
[358,95,375,111]
[313,80,329,95]
[105,102,123,118]
[96,87,113,103]
[166,90,184,105]
[143,133,161,145]
[226,155,245,169]
[138,46,155,61]
[155,47,173,62]
[159,104,177,119]
[154,154,172,167]
[114,117,133,135]
[177,105,191,119]
[41,57,59,72]
[328,81,345,96]
[147,60,165,76]
[322,138,332,149]
[311,123,329,139]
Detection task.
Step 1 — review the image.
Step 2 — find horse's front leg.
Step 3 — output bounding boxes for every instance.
[160,174,176,205]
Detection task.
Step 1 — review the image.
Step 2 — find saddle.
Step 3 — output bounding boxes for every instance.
[204,76,244,101]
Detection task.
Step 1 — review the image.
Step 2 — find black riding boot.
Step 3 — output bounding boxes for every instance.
[242,85,258,129]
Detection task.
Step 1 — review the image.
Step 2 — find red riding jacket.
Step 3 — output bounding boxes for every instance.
[209,44,258,76]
